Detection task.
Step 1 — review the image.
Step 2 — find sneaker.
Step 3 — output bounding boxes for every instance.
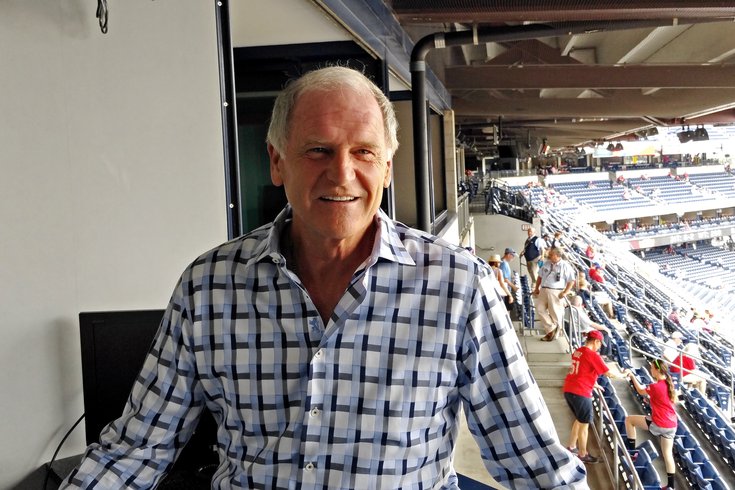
[578,454,599,464]
[566,446,578,455]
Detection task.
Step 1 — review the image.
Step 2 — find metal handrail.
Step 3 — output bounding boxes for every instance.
[565,303,643,488]
[591,384,645,490]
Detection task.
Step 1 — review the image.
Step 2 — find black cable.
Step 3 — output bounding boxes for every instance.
[43,413,85,490]
[96,0,108,34]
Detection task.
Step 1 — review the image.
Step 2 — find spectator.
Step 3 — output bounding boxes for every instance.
[499,248,519,312]
[588,263,605,284]
[625,360,678,490]
[60,66,586,489]
[568,295,612,357]
[667,308,680,326]
[522,227,546,284]
[662,331,684,365]
[488,254,513,307]
[669,343,707,394]
[534,247,577,341]
[563,330,624,463]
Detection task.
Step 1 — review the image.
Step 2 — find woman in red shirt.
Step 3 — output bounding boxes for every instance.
[625,359,678,490]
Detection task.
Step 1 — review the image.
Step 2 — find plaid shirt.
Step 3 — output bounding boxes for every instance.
[62,207,586,489]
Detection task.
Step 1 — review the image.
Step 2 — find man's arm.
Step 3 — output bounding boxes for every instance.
[459,273,587,488]
[60,283,204,489]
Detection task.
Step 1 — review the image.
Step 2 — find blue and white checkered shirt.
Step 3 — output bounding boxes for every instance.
[62,207,586,489]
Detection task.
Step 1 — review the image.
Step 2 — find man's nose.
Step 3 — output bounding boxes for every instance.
[326,150,356,183]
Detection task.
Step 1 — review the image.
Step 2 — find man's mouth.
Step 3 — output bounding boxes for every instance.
[321,196,356,202]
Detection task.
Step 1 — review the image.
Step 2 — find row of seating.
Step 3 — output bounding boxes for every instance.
[682,389,735,470]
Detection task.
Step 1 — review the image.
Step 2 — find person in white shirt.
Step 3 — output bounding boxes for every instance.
[534,247,577,341]
[662,331,684,364]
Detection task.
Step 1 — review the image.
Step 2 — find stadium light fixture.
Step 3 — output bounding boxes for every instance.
[693,125,709,141]
[615,142,624,151]
[607,142,615,152]
[677,126,695,143]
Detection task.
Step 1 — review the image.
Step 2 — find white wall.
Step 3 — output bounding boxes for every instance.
[0,1,227,486]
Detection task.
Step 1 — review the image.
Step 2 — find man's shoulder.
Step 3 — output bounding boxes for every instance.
[389,219,485,269]
[189,223,274,269]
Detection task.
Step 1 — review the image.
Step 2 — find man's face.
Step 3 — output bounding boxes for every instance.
[268,87,392,246]
[548,251,562,264]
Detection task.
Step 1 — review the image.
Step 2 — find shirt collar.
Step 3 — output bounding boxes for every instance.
[250,205,416,267]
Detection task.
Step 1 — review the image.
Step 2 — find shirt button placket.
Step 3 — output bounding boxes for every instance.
[303,347,326,486]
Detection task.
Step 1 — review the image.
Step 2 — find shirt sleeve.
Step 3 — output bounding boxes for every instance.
[60,279,205,489]
[458,271,587,488]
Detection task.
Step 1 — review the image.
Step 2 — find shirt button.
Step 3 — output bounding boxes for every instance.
[272,257,281,264]
[314,349,323,359]
[310,407,321,417]
[305,462,315,471]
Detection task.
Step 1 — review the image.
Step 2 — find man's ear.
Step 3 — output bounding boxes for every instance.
[268,143,284,186]
[383,160,392,188]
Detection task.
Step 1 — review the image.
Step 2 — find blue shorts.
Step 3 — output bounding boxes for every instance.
[564,392,593,424]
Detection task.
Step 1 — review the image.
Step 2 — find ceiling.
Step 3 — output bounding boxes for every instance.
[384,1,735,157]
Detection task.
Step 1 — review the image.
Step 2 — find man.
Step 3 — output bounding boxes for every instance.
[499,247,518,312]
[563,330,623,463]
[534,247,577,341]
[662,330,684,364]
[568,295,612,357]
[61,67,585,489]
[522,226,546,283]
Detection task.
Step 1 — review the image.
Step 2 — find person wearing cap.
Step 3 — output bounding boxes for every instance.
[499,247,518,311]
[487,254,513,306]
[534,247,577,341]
[662,331,684,364]
[563,330,623,464]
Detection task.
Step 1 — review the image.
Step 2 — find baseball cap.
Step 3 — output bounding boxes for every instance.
[504,247,516,256]
[670,331,683,340]
[586,330,605,344]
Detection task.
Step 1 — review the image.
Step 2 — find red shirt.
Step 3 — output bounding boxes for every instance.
[647,380,678,428]
[589,267,604,283]
[563,346,609,397]
[668,355,695,376]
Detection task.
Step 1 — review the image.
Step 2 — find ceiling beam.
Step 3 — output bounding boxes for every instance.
[391,2,735,23]
[452,89,735,118]
[446,65,735,89]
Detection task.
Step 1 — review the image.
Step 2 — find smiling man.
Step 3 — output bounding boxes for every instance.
[61,67,586,489]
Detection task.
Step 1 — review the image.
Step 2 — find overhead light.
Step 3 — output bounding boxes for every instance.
[677,126,695,143]
[647,127,659,137]
[607,142,615,152]
[615,142,624,151]
[693,125,709,141]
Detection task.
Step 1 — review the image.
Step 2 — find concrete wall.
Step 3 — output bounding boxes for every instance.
[0,1,227,486]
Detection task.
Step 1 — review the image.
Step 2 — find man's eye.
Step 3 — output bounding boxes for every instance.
[308,147,329,154]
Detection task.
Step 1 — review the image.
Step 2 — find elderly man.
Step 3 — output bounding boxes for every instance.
[534,247,577,341]
[568,295,612,357]
[522,226,546,283]
[61,67,586,489]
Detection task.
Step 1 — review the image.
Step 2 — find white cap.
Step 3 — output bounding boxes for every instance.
[671,331,684,339]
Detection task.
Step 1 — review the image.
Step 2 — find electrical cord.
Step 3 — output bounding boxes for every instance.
[96,0,108,34]
[43,414,85,490]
